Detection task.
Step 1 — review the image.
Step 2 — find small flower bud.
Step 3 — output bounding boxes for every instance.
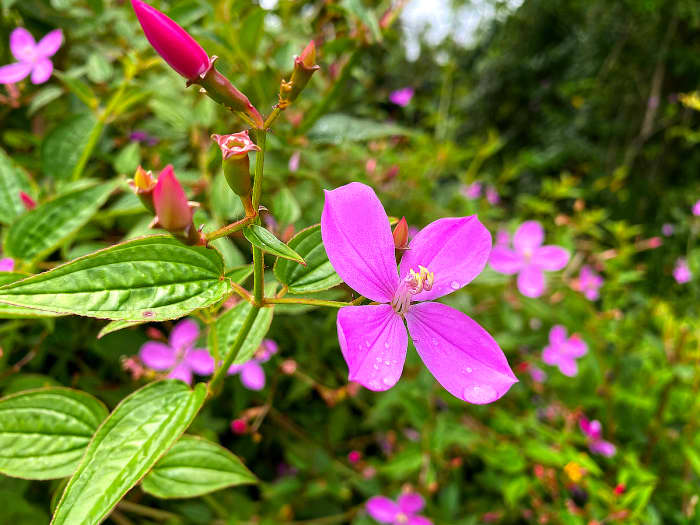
[280,40,320,105]
[129,166,157,212]
[19,191,35,210]
[348,450,362,464]
[393,217,409,249]
[211,131,260,197]
[230,418,247,434]
[153,165,193,233]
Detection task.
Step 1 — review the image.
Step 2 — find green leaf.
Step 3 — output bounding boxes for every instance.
[112,142,141,175]
[308,114,409,144]
[0,388,108,480]
[0,236,230,321]
[4,181,117,264]
[271,187,301,226]
[0,147,32,226]
[274,224,342,294]
[51,381,206,525]
[54,72,98,109]
[239,8,265,56]
[243,225,305,265]
[341,0,382,43]
[142,435,256,499]
[40,113,99,181]
[28,86,63,116]
[0,273,63,319]
[86,53,113,84]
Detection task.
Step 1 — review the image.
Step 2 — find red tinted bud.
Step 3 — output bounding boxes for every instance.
[153,165,193,232]
[131,0,211,80]
[19,191,35,210]
[393,217,409,249]
[280,40,321,105]
[614,483,626,495]
[231,418,247,434]
[299,40,316,69]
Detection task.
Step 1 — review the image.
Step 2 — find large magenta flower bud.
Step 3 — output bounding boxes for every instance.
[153,165,193,233]
[131,0,210,80]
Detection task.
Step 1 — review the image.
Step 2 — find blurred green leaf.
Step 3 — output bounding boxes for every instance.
[308,114,409,144]
[40,113,99,180]
[0,148,32,226]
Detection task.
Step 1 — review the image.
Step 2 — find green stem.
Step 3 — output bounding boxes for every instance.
[253,245,264,306]
[263,106,283,129]
[264,297,350,308]
[252,129,267,211]
[117,501,180,522]
[205,215,253,242]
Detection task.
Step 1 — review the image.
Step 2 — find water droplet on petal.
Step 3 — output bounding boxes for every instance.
[384,342,390,349]
[466,367,472,373]
[450,280,460,290]
[382,376,394,386]
[462,384,497,404]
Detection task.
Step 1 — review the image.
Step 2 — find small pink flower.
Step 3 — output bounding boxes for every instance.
[211,130,260,160]
[348,450,362,464]
[661,223,674,237]
[366,492,432,525]
[461,182,482,200]
[485,185,499,205]
[529,366,547,383]
[572,265,603,301]
[495,229,510,246]
[0,258,14,272]
[673,258,692,284]
[321,182,516,403]
[541,325,587,377]
[489,221,570,298]
[693,200,700,216]
[227,339,277,391]
[288,151,301,172]
[366,158,377,175]
[580,416,616,457]
[389,87,414,107]
[0,27,63,85]
[230,418,247,434]
[19,191,36,210]
[139,319,214,384]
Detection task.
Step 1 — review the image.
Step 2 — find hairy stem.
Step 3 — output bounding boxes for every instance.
[205,215,254,242]
[264,297,350,308]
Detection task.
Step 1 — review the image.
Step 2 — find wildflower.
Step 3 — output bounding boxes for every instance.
[0,27,62,85]
[541,325,587,377]
[366,492,432,525]
[139,319,214,384]
[614,483,626,495]
[348,450,362,464]
[564,461,585,483]
[393,217,409,249]
[461,182,482,200]
[572,265,603,301]
[489,220,570,298]
[0,258,14,272]
[230,418,248,434]
[673,258,692,284]
[389,87,414,107]
[321,182,516,403]
[661,223,674,237]
[211,130,260,199]
[693,200,700,216]
[228,340,277,391]
[485,185,499,205]
[288,151,300,172]
[579,416,616,457]
[129,166,157,213]
[529,366,547,383]
[495,229,509,246]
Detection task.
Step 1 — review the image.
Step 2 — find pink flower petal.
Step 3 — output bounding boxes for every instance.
[549,325,567,346]
[531,245,569,271]
[0,62,32,84]
[321,183,399,302]
[9,28,36,62]
[336,305,407,391]
[407,517,433,525]
[240,361,265,390]
[488,246,524,275]
[564,335,587,358]
[517,265,545,297]
[399,216,492,301]
[579,416,593,437]
[591,440,616,457]
[398,493,424,513]
[35,29,63,57]
[185,348,214,375]
[557,355,579,377]
[30,58,53,84]
[227,363,243,374]
[366,496,398,523]
[169,318,199,351]
[153,165,192,231]
[167,362,193,384]
[513,221,543,256]
[139,341,176,370]
[405,302,517,404]
[0,258,14,272]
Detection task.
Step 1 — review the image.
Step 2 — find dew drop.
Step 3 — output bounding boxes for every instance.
[450,280,460,290]
[462,384,497,404]
[382,376,394,386]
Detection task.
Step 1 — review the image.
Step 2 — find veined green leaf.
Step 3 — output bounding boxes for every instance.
[0,236,230,321]
[274,224,342,294]
[0,388,108,480]
[243,224,305,265]
[271,187,301,226]
[40,113,99,180]
[4,181,117,264]
[0,147,32,226]
[0,272,62,319]
[308,114,409,144]
[51,381,206,525]
[142,435,256,498]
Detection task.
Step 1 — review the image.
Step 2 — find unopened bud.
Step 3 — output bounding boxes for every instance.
[153,165,193,233]
[230,418,247,434]
[393,217,409,249]
[280,41,320,105]
[211,131,260,197]
[129,166,157,212]
[19,191,35,211]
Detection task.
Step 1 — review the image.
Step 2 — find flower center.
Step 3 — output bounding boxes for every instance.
[395,513,409,524]
[391,265,434,315]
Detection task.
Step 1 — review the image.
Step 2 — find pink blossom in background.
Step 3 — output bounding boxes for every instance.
[365,158,377,175]
[228,339,278,390]
[129,130,159,146]
[495,229,510,246]
[661,223,674,236]
[348,450,362,464]
[489,221,570,298]
[389,87,414,107]
[461,182,482,200]
[139,319,214,384]
[485,185,500,205]
[580,416,616,457]
[693,200,700,216]
[366,492,432,525]
[529,366,547,383]
[541,325,587,377]
[288,151,300,172]
[19,191,35,210]
[321,182,517,403]
[0,258,14,272]
[673,258,692,284]
[572,265,603,301]
[0,28,63,85]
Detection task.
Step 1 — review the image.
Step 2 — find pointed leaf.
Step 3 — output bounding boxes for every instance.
[243,224,305,265]
[271,187,301,226]
[51,381,206,525]
[0,147,32,226]
[41,113,99,180]
[308,114,408,144]
[0,388,108,480]
[142,435,256,499]
[0,236,230,321]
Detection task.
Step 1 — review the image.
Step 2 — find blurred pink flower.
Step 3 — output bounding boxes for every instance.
[348,450,362,464]
[321,182,517,403]
[288,151,300,172]
[139,319,214,384]
[693,200,700,216]
[129,130,159,146]
[461,182,482,200]
[366,493,432,525]
[228,339,278,390]
[489,221,570,298]
[529,366,547,383]
[19,191,35,210]
[495,229,510,246]
[389,87,414,107]
[0,27,63,85]
[580,416,616,457]
[673,258,692,284]
[572,265,603,301]
[541,325,587,377]
[0,258,14,272]
[661,223,674,236]
[366,158,377,174]
[485,185,500,205]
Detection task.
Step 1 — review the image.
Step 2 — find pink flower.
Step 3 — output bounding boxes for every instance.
[495,229,510,246]
[673,258,692,284]
[541,325,587,377]
[348,450,362,464]
[572,265,603,301]
[529,366,547,383]
[19,191,36,210]
[367,493,431,525]
[0,27,63,85]
[489,221,570,298]
[580,416,616,457]
[485,185,500,205]
[131,0,210,80]
[139,319,214,384]
[288,151,300,172]
[661,223,674,237]
[321,182,516,403]
[693,200,700,216]
[228,339,277,391]
[389,87,414,107]
[0,258,15,272]
[461,182,482,200]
